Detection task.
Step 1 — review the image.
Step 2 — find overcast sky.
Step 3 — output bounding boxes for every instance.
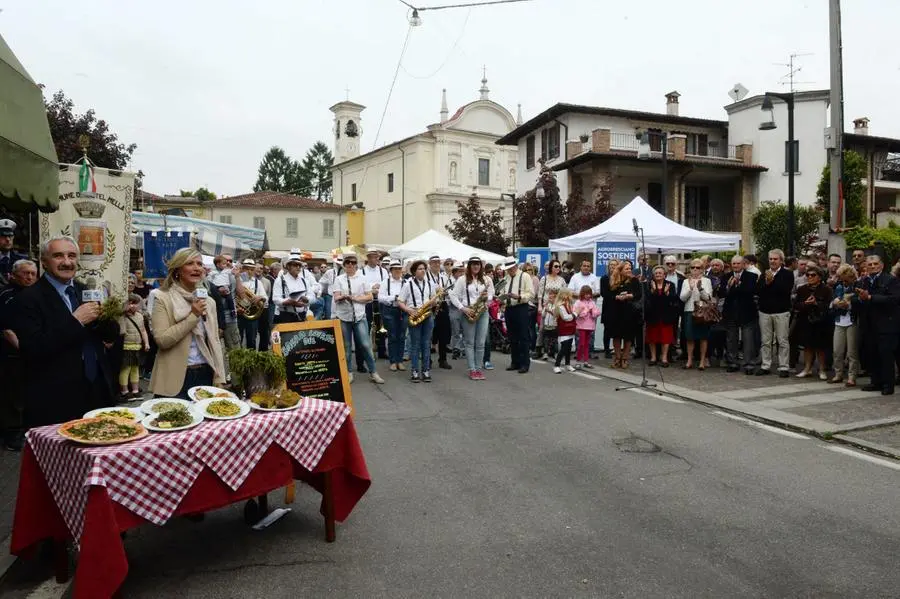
[4,0,898,196]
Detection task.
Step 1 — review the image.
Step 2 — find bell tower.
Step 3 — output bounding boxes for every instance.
[330,100,366,164]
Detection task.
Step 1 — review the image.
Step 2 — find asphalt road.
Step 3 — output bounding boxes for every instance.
[5,361,900,598]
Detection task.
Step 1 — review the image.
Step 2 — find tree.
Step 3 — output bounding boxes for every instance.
[446,192,509,256]
[180,187,217,202]
[253,146,303,193]
[816,149,866,227]
[565,170,616,235]
[44,90,138,170]
[298,141,334,201]
[515,160,566,247]
[751,200,821,258]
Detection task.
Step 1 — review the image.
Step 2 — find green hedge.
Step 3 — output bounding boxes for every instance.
[843,223,900,263]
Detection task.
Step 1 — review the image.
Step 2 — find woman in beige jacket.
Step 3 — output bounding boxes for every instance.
[150,248,226,398]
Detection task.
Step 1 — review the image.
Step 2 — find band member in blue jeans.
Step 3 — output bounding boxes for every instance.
[331,255,385,385]
[378,260,408,372]
[398,260,436,383]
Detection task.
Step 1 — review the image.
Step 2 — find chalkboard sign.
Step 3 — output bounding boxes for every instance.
[272,319,353,414]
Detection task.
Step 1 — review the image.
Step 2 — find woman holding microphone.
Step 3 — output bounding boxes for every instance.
[150,248,226,399]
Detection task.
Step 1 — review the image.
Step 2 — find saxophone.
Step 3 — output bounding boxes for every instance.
[465,290,488,323]
[408,285,447,327]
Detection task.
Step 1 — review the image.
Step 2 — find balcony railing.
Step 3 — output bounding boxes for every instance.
[610,132,639,151]
[687,144,738,160]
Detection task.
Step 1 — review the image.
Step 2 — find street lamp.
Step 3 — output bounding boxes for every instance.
[636,131,668,217]
[758,91,796,256]
[500,192,516,252]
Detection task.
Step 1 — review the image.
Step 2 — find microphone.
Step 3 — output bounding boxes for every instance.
[193,287,209,321]
[632,218,639,235]
[82,277,104,303]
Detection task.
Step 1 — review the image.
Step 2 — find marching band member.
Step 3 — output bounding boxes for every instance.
[426,254,453,370]
[272,253,315,324]
[362,248,389,365]
[451,256,495,381]
[237,259,268,348]
[378,259,408,372]
[319,255,344,319]
[398,259,436,382]
[447,262,466,360]
[332,254,385,384]
[500,258,535,374]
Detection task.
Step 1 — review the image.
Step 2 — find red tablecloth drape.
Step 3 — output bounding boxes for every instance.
[11,418,370,599]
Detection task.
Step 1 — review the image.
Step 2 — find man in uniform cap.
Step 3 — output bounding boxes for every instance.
[500,257,535,373]
[426,254,453,370]
[0,219,28,286]
[361,248,389,367]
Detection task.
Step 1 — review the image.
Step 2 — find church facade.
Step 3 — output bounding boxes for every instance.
[329,76,520,247]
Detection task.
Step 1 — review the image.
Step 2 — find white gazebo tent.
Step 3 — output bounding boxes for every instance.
[549,196,741,253]
[389,229,507,264]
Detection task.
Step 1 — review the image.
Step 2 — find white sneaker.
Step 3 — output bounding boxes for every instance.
[370,373,385,384]
[574,363,582,369]
[349,372,355,383]
[553,366,562,374]
[818,372,828,381]
[566,365,576,372]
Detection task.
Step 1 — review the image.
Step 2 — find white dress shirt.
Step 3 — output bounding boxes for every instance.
[333,273,369,322]
[450,276,495,310]
[567,272,600,296]
[378,276,406,306]
[272,271,315,316]
[248,276,269,306]
[398,276,435,309]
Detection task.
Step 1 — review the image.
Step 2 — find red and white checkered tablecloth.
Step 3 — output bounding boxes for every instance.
[26,397,350,545]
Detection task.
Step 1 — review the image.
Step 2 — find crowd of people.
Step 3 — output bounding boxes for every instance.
[2,216,899,451]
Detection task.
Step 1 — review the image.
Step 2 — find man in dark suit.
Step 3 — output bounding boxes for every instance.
[720,255,759,374]
[857,254,900,395]
[12,236,116,427]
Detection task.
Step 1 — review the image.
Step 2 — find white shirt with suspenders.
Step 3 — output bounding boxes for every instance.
[272,271,315,317]
[398,276,435,313]
[378,276,406,307]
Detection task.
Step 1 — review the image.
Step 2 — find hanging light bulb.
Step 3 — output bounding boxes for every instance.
[409,8,423,26]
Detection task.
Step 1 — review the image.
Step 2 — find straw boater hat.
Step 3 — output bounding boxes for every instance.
[284,252,303,266]
[499,257,518,271]
[241,258,256,267]
[366,247,380,256]
[468,255,482,264]
[381,255,391,265]
[389,259,402,269]
[428,254,441,262]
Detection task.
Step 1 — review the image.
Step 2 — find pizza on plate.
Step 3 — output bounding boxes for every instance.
[58,417,149,446]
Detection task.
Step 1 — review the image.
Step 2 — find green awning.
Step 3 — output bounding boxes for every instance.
[0,33,59,212]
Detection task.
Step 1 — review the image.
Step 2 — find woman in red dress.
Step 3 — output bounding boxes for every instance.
[644,266,678,366]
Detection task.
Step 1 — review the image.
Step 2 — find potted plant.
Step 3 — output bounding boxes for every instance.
[227,348,286,396]
[579,133,590,143]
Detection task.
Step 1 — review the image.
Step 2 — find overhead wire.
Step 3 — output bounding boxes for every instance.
[399,8,471,80]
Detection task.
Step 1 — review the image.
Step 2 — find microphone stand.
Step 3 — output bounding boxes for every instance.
[615,224,660,394]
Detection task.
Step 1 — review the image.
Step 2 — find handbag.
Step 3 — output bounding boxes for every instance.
[692,288,721,325]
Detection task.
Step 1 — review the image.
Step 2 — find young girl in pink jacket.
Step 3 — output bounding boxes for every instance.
[573,285,601,368]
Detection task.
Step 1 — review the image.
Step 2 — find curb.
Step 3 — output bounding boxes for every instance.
[559,361,900,461]
[0,534,16,583]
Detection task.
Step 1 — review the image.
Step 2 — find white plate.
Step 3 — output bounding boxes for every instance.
[141,408,204,432]
[140,397,194,415]
[195,398,250,421]
[83,406,144,421]
[187,386,238,402]
[248,400,304,413]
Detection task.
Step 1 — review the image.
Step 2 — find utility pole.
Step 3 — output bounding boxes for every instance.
[829,0,845,230]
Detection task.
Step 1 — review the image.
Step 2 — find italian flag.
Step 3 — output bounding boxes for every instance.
[78,161,97,193]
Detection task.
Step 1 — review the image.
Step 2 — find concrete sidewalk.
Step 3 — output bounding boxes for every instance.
[538,356,900,460]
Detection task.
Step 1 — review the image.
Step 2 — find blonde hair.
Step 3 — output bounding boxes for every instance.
[555,287,573,309]
[161,247,204,290]
[610,261,629,288]
[836,263,856,282]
